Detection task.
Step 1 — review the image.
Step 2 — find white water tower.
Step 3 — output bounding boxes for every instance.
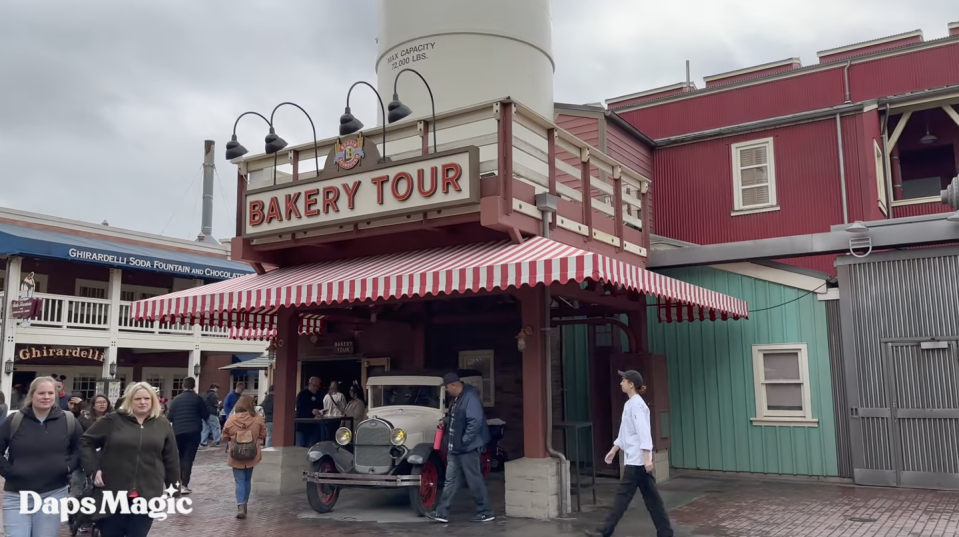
[376,0,554,122]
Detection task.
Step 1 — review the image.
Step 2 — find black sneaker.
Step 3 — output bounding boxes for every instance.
[199,443,208,448]
[471,514,495,522]
[427,513,448,523]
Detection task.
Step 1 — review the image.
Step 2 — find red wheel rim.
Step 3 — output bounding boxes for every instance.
[316,460,339,505]
[419,461,439,508]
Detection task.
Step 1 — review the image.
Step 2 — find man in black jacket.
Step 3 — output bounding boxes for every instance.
[200,383,221,447]
[167,376,209,495]
[261,385,275,447]
[429,372,494,524]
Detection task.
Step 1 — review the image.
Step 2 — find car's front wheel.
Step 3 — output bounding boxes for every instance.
[306,458,340,513]
[409,454,445,516]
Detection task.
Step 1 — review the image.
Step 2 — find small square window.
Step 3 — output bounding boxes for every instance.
[458,350,495,407]
[751,343,818,427]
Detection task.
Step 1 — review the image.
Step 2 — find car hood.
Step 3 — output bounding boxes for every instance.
[366,406,442,448]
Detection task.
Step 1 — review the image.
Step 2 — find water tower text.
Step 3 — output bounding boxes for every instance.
[388,41,435,70]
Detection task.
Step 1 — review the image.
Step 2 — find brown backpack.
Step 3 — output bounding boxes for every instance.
[230,421,258,461]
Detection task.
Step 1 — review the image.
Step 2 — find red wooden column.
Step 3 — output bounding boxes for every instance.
[518,285,548,458]
[272,308,300,447]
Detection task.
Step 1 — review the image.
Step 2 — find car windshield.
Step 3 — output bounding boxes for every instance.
[369,384,441,409]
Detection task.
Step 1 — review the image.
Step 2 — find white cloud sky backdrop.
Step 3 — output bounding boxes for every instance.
[1,0,955,241]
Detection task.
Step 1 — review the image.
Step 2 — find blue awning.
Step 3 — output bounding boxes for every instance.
[232,353,263,363]
[0,222,253,281]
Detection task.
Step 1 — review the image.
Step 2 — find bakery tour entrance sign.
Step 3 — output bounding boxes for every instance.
[244,142,480,237]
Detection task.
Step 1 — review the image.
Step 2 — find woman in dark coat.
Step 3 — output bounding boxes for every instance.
[80,382,180,537]
[0,376,82,537]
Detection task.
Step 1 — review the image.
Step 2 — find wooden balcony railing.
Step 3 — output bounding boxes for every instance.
[0,292,229,338]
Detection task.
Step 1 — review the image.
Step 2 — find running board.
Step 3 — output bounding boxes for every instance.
[303,472,421,487]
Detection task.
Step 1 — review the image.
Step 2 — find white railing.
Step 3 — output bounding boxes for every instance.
[0,292,232,339]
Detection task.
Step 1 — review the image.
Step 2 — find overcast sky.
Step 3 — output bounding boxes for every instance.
[1,1,955,242]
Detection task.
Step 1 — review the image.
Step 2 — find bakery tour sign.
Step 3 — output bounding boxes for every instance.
[244,142,480,237]
[17,346,106,362]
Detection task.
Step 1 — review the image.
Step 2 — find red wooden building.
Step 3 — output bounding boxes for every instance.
[604,23,959,274]
[131,98,748,519]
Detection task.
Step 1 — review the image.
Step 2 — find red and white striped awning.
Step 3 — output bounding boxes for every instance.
[130,237,747,326]
[228,314,325,341]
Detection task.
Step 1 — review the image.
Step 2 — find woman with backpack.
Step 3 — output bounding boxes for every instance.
[0,376,82,537]
[80,382,179,537]
[221,395,266,519]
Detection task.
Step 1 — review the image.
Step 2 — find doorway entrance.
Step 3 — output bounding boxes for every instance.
[853,339,959,490]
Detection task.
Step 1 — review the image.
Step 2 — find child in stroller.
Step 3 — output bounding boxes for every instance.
[68,473,100,537]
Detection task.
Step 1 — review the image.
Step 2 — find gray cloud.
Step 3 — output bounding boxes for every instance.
[1,0,956,240]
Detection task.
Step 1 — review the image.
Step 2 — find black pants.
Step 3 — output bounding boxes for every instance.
[97,513,154,537]
[599,465,673,537]
[175,432,201,487]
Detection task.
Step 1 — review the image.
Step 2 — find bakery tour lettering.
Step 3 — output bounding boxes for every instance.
[248,161,464,227]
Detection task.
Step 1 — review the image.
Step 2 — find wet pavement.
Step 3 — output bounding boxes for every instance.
[1,447,957,536]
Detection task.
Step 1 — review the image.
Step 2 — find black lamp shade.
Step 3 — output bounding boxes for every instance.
[339,106,364,136]
[225,135,248,160]
[387,98,413,123]
[264,128,288,154]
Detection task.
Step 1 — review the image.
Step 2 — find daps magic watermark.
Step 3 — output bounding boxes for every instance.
[20,485,193,522]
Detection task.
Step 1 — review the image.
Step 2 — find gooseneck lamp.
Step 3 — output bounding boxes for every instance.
[388,68,438,153]
[225,111,273,161]
[268,102,321,174]
[340,81,389,162]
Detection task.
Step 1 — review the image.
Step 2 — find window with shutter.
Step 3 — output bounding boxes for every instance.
[750,343,818,427]
[731,138,777,212]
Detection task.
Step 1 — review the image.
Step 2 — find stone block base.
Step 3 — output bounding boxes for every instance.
[505,457,570,520]
[654,450,670,482]
[251,446,309,496]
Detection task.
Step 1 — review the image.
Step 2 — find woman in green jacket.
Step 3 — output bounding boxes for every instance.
[80,382,180,537]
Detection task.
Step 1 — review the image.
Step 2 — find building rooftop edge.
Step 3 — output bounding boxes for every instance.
[703,57,801,83]
[0,206,234,258]
[608,32,959,113]
[816,29,922,57]
[606,82,691,105]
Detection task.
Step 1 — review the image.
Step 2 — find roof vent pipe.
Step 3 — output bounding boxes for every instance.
[198,140,220,244]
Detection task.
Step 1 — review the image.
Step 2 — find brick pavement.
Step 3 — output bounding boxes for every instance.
[1,447,957,536]
[666,474,959,537]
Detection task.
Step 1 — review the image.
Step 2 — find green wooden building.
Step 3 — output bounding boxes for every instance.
[647,263,841,478]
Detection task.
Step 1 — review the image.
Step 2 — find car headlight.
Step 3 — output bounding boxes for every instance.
[335,427,352,446]
[390,428,407,446]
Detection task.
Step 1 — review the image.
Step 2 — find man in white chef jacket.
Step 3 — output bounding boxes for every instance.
[586,370,674,537]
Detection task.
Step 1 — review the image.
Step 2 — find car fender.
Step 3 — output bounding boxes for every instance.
[307,441,355,473]
[405,442,436,465]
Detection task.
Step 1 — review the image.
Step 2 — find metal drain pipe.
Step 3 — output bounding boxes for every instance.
[535,192,569,517]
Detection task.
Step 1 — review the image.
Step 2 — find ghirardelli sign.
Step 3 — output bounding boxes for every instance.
[244,146,480,238]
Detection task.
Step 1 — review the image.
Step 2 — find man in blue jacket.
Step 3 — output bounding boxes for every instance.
[429,372,494,524]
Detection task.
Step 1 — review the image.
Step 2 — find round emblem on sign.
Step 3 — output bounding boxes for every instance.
[334,134,366,170]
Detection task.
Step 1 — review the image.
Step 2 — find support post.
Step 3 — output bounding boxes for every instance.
[251,306,308,496]
[505,285,566,520]
[1,257,22,404]
[273,308,299,448]
[102,268,122,379]
[187,279,203,382]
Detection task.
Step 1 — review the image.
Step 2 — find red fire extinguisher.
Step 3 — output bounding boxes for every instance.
[433,421,444,450]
